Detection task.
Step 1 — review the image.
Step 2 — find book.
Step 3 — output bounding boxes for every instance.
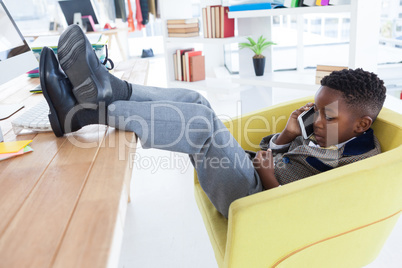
[316,0,329,5]
[184,51,202,82]
[168,32,199,38]
[329,0,350,5]
[215,6,220,39]
[220,6,235,38]
[182,54,187,81]
[284,0,299,7]
[229,3,273,11]
[315,71,328,84]
[176,48,194,81]
[167,18,198,24]
[206,6,212,38]
[167,23,199,29]
[211,6,216,38]
[202,8,208,38]
[189,55,205,82]
[316,65,348,72]
[300,0,317,6]
[168,27,199,33]
[173,53,178,80]
[205,5,229,38]
[315,65,348,84]
[27,68,39,78]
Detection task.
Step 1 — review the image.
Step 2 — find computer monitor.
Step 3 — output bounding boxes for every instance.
[58,0,100,27]
[0,1,38,119]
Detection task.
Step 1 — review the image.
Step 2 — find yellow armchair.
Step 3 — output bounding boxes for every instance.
[194,96,402,268]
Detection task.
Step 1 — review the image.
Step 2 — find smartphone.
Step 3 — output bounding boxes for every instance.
[297,106,315,139]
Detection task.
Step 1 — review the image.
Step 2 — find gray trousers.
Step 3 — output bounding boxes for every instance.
[108,84,262,218]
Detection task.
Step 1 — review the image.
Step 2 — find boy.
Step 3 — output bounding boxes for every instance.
[40,25,386,218]
[253,70,385,189]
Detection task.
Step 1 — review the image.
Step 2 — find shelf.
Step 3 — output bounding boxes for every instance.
[167,70,320,92]
[228,5,351,19]
[201,0,229,7]
[166,36,245,44]
[232,70,320,91]
[167,77,241,93]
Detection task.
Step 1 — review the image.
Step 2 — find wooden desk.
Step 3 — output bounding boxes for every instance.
[0,59,148,267]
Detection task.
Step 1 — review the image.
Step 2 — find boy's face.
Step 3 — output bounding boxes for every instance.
[313,86,363,147]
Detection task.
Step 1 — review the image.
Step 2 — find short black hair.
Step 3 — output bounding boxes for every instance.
[321,68,386,120]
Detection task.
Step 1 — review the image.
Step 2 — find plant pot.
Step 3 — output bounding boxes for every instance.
[253,57,266,76]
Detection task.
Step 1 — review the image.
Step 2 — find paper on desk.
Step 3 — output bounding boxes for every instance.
[0,145,33,161]
[0,140,32,154]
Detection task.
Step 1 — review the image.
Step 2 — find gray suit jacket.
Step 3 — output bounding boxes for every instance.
[258,128,381,185]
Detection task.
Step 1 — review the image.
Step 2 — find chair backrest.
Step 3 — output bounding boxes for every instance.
[371,107,402,152]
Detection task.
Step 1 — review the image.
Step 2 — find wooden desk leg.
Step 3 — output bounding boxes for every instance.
[125,171,132,203]
[113,32,127,61]
[123,134,137,204]
[107,34,113,53]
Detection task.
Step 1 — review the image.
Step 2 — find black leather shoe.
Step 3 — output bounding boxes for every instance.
[40,46,85,137]
[57,24,113,106]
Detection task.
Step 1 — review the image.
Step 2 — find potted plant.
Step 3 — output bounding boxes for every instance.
[239,35,276,76]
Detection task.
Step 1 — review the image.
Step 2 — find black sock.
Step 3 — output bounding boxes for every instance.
[109,73,132,101]
[76,105,107,128]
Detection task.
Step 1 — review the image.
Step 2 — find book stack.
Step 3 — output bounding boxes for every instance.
[315,65,348,84]
[30,34,109,67]
[283,0,349,7]
[26,34,108,86]
[167,18,200,38]
[202,5,234,38]
[173,48,205,82]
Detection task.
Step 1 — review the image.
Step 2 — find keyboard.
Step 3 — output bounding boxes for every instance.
[11,99,52,135]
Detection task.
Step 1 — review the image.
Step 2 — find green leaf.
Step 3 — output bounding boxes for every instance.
[238,42,253,49]
[239,35,276,55]
[257,35,265,45]
[262,41,276,46]
[246,37,257,46]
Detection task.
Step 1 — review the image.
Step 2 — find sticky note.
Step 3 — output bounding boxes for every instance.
[0,145,33,161]
[0,140,32,154]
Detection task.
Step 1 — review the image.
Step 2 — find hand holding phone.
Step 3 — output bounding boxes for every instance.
[275,103,315,145]
[297,106,315,139]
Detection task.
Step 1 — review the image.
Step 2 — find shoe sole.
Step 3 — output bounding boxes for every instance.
[58,25,99,104]
[40,49,65,137]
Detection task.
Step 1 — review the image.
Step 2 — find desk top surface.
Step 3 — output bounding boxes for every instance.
[0,58,148,267]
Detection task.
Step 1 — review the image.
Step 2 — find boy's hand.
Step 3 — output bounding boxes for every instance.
[253,149,279,190]
[275,102,315,145]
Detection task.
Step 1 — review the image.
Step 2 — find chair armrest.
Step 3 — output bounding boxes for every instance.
[224,146,402,268]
